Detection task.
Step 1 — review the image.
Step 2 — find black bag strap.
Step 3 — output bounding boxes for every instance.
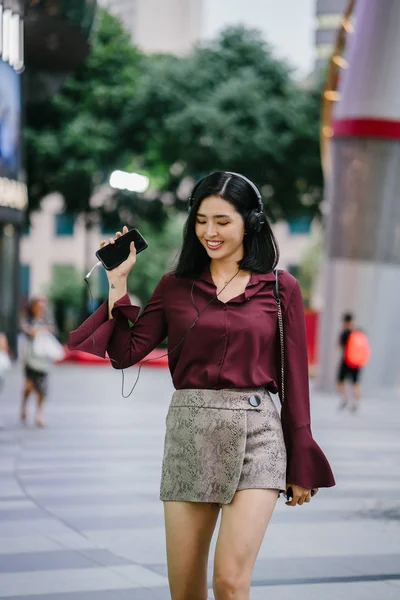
[274,268,285,404]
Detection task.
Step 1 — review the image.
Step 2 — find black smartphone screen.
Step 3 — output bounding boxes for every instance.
[95,228,148,270]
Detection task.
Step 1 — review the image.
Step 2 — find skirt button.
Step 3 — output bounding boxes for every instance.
[249,395,261,407]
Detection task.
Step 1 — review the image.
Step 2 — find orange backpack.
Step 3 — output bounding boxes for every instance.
[344,330,371,368]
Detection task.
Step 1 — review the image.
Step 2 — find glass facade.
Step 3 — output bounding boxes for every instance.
[55,213,75,236]
[20,263,30,304]
[288,216,313,235]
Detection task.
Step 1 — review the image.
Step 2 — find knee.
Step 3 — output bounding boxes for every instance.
[213,568,249,599]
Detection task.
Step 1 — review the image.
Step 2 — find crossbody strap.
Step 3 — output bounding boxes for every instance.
[274,268,285,404]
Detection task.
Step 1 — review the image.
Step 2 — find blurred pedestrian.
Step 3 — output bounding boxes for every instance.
[337,312,368,412]
[69,172,335,600]
[0,332,11,393]
[20,297,56,427]
[0,332,11,429]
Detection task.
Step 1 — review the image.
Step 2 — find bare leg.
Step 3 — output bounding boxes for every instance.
[21,378,34,422]
[164,501,220,600]
[35,393,46,427]
[213,489,278,600]
[351,383,361,412]
[337,381,348,410]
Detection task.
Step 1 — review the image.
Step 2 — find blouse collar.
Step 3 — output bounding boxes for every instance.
[197,265,276,287]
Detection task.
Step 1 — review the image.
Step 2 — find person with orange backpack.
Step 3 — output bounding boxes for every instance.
[337,313,371,412]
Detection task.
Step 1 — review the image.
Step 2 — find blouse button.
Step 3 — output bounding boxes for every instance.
[222,305,227,310]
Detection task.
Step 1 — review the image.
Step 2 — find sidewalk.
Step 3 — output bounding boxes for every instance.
[0,364,399,599]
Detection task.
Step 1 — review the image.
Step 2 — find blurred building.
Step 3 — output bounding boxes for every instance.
[98,0,203,55]
[20,193,101,300]
[0,0,96,354]
[318,0,400,391]
[315,0,349,70]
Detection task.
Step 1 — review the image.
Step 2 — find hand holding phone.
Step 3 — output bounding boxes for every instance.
[96,226,148,279]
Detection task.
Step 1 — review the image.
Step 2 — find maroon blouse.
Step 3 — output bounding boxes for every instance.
[68,267,335,490]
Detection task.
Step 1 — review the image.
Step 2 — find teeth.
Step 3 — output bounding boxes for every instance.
[208,241,222,246]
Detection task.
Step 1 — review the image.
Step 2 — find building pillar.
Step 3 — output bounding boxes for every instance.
[317,0,400,393]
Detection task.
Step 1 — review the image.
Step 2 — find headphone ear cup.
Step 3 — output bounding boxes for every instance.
[246,210,266,233]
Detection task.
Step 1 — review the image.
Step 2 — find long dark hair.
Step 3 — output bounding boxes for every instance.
[175,172,279,278]
[26,297,46,320]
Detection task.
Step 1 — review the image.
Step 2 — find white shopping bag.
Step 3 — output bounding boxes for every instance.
[0,350,11,375]
[32,332,65,362]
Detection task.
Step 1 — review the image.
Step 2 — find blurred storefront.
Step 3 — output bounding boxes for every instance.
[0,0,26,355]
[0,0,96,354]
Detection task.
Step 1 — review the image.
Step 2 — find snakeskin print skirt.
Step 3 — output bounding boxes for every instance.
[160,387,287,504]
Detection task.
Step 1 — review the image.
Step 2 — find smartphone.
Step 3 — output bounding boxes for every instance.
[95,228,148,271]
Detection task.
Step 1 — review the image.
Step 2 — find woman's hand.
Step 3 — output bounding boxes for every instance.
[100,225,137,283]
[285,484,319,506]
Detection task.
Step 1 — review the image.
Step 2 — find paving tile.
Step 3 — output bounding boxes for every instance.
[0,567,142,597]
[0,549,134,573]
[63,514,165,530]
[0,365,399,599]
[0,508,48,521]
[37,493,156,507]
[0,500,36,511]
[0,518,74,537]
[8,589,172,600]
[249,580,400,600]
[0,536,64,556]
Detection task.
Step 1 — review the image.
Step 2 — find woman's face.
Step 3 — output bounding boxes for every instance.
[33,298,47,317]
[195,195,246,263]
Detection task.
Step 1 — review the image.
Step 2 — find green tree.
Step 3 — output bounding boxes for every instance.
[26,21,323,223]
[122,26,323,220]
[47,265,85,341]
[127,216,184,303]
[25,10,146,219]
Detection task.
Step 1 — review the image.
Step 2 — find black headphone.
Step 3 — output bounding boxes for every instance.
[188,171,267,234]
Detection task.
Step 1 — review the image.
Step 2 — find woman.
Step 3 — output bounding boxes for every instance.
[69,172,335,600]
[20,297,55,428]
[0,332,11,394]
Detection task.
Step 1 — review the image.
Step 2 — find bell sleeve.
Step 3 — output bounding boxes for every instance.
[68,276,168,370]
[280,280,335,489]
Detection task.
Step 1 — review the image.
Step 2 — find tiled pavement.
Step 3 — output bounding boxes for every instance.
[0,363,400,599]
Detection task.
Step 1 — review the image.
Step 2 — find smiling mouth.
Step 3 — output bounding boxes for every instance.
[206,241,224,250]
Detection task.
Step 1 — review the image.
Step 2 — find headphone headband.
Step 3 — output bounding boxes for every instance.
[188,171,263,213]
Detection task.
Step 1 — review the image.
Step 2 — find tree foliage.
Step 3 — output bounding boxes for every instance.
[126,217,184,303]
[122,26,323,220]
[26,18,323,225]
[25,10,143,216]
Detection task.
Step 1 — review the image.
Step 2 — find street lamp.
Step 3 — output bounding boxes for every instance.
[109,170,150,193]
